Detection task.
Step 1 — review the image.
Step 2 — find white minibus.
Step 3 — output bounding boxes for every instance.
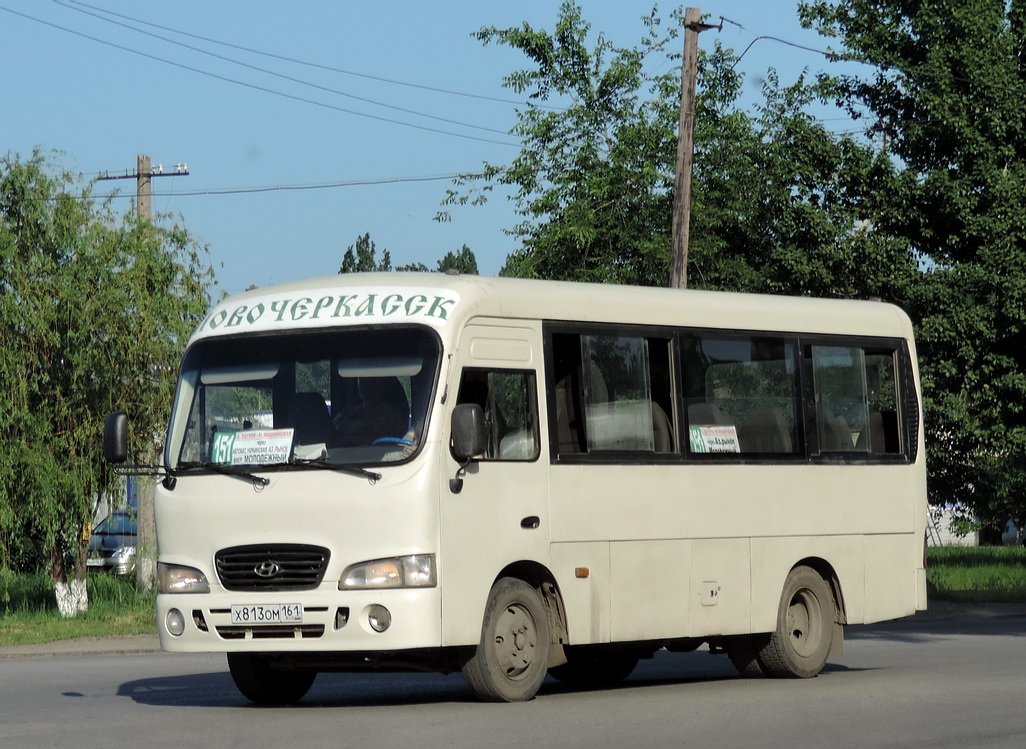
[105,273,927,703]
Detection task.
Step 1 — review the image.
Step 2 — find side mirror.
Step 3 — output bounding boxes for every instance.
[103,411,129,464]
[451,403,487,461]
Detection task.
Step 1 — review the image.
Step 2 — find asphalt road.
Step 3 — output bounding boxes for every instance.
[2,601,1024,749]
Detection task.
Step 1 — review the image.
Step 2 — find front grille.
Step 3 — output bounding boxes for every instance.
[216,624,325,640]
[215,544,330,591]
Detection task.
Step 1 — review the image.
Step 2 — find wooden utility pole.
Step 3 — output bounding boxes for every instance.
[95,155,188,590]
[97,155,190,220]
[669,8,714,290]
[136,153,152,220]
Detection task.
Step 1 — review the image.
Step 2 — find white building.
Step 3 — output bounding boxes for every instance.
[927,505,979,547]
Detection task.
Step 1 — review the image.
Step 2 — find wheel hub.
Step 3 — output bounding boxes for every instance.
[495,603,537,678]
[787,591,819,657]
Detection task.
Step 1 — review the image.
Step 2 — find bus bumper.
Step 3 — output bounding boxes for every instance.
[156,587,443,654]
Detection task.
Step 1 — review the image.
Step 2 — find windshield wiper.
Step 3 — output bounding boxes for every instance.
[177,461,270,487]
[290,456,381,482]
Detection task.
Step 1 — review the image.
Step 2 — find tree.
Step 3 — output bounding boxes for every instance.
[437,245,479,274]
[450,2,679,286]
[339,233,392,273]
[395,261,430,272]
[441,2,915,301]
[799,0,1026,527]
[0,152,213,615]
[339,234,479,275]
[689,66,917,302]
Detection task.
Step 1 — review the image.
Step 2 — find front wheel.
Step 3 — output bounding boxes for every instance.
[227,653,317,704]
[759,567,836,678]
[462,577,551,702]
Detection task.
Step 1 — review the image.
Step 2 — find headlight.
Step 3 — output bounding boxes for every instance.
[115,546,136,562]
[158,562,210,594]
[339,554,436,590]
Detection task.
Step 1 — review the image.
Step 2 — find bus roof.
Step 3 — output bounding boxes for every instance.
[189,273,914,344]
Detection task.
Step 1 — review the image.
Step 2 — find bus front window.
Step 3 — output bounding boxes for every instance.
[168,327,440,472]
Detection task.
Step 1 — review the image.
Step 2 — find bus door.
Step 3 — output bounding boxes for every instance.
[439,321,549,646]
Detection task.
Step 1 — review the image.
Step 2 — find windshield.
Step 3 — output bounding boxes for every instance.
[94,512,136,536]
[167,326,440,471]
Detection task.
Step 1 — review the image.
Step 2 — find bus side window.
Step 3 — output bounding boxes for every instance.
[456,369,540,461]
[862,351,902,453]
[809,345,902,455]
[551,333,586,454]
[549,332,676,456]
[682,333,800,456]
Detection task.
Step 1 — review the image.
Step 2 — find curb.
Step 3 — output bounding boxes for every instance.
[0,634,162,661]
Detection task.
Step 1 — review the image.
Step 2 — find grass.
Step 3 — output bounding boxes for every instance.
[1,546,1024,647]
[926,545,1026,603]
[0,570,155,647]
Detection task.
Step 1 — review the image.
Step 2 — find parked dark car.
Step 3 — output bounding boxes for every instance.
[87,510,137,576]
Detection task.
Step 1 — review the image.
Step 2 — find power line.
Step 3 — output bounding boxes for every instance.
[719,15,1026,97]
[0,4,521,148]
[115,172,482,197]
[718,15,872,71]
[61,0,560,111]
[54,0,516,137]
[23,172,489,204]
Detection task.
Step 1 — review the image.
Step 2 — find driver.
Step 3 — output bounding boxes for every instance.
[335,377,409,446]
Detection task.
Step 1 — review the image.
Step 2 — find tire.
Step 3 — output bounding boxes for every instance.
[723,635,770,678]
[758,567,835,679]
[227,653,317,705]
[462,577,551,702]
[548,647,639,687]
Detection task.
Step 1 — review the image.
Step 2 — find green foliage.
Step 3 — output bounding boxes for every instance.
[446,2,916,301]
[339,232,392,273]
[927,546,1026,602]
[0,568,145,616]
[339,233,479,275]
[0,570,156,645]
[437,244,479,274]
[0,567,52,612]
[395,261,430,272]
[799,0,1026,525]
[464,2,679,285]
[690,67,917,301]
[0,151,213,585]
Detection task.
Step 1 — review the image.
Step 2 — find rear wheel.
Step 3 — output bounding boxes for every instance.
[462,577,551,702]
[759,567,835,678]
[548,647,639,687]
[227,653,317,704]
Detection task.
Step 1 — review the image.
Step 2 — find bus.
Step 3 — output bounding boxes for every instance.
[104,273,927,703]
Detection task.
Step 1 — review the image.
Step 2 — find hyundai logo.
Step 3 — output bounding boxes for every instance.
[254,560,282,578]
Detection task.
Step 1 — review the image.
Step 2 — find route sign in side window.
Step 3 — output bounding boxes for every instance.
[682,333,800,457]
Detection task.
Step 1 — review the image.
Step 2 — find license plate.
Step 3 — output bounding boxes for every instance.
[230,603,303,625]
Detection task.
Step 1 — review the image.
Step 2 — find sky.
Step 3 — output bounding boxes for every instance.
[2,0,857,297]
